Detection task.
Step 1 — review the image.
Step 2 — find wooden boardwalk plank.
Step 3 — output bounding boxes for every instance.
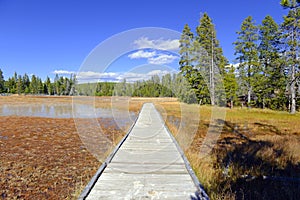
[81,103,209,200]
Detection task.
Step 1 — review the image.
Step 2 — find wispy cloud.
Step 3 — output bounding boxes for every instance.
[53,70,76,75]
[148,54,178,65]
[53,70,119,82]
[133,37,179,51]
[226,63,240,68]
[128,50,156,59]
[128,50,179,65]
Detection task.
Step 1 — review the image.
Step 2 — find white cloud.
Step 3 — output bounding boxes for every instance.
[133,37,179,51]
[128,50,157,59]
[53,70,119,83]
[225,63,240,75]
[225,63,240,70]
[148,54,178,65]
[128,50,179,65]
[53,70,76,75]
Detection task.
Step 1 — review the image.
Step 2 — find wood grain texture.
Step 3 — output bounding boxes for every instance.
[84,103,205,200]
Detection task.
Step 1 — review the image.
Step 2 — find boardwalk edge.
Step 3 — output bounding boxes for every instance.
[153,104,210,200]
[77,104,142,200]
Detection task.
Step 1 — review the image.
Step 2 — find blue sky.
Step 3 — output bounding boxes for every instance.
[0,0,287,82]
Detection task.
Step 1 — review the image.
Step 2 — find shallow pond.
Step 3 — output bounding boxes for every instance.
[0,103,136,119]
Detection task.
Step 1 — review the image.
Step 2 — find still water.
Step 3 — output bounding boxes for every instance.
[0,103,136,119]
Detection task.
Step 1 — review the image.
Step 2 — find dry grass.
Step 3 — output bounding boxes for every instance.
[0,116,100,199]
[155,101,300,200]
[0,96,146,199]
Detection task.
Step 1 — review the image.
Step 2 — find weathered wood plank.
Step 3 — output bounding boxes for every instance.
[82,103,208,200]
[104,162,188,174]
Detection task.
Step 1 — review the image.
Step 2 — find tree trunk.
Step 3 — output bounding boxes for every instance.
[291,66,296,114]
[210,88,215,106]
[247,89,251,108]
[210,33,215,106]
[290,9,297,114]
[291,91,296,114]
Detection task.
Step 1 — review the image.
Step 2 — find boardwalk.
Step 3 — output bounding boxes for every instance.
[79,103,209,200]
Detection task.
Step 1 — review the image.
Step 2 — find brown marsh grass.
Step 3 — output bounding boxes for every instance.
[0,96,147,199]
[155,102,300,200]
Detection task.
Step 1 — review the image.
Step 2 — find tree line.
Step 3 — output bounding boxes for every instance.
[0,68,190,101]
[76,73,191,101]
[179,0,299,113]
[0,70,76,96]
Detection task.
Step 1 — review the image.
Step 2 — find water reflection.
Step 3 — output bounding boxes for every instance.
[0,103,135,119]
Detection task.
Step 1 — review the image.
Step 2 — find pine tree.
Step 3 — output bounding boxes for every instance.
[179,24,199,103]
[45,77,52,95]
[10,72,18,93]
[69,74,77,96]
[37,77,44,94]
[30,75,38,94]
[6,78,14,93]
[234,16,259,107]
[281,0,300,8]
[179,24,194,82]
[16,75,23,94]
[175,73,197,104]
[224,65,238,108]
[0,69,5,93]
[114,79,127,96]
[54,74,61,95]
[22,73,30,94]
[59,76,65,95]
[195,13,227,105]
[161,74,173,97]
[258,15,285,109]
[63,77,71,95]
[280,0,299,113]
